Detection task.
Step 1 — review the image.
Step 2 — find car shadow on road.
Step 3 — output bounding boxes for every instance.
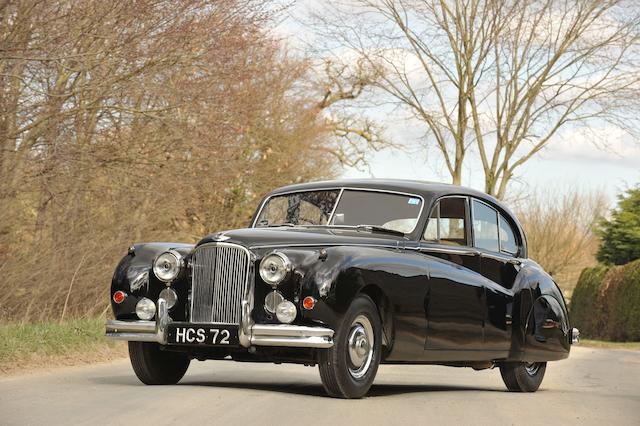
[177,380,505,398]
[92,375,505,398]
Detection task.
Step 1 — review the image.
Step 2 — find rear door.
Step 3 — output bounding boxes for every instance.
[470,199,519,353]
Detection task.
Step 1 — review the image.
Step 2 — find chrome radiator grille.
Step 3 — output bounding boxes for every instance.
[190,243,250,324]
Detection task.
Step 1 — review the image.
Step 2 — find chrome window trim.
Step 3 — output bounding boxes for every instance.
[252,186,426,235]
[421,195,471,247]
[252,188,342,228]
[470,198,501,254]
[327,188,344,224]
[470,197,521,258]
[498,212,519,256]
[418,243,478,256]
[419,195,522,262]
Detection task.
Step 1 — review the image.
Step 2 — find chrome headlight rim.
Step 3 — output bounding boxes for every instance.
[152,250,184,283]
[259,251,293,287]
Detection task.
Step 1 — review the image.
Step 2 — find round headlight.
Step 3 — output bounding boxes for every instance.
[153,251,182,282]
[159,287,178,309]
[259,252,292,286]
[275,300,297,324]
[136,298,156,320]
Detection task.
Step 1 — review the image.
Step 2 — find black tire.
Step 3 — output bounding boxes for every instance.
[499,361,546,392]
[128,341,190,385]
[318,295,382,399]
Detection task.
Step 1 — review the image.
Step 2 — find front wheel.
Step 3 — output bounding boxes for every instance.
[499,361,547,392]
[128,341,190,385]
[318,295,382,399]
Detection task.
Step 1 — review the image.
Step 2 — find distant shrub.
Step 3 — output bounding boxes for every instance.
[570,265,609,338]
[606,260,640,341]
[571,260,640,341]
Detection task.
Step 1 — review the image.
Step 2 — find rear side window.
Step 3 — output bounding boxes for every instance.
[499,214,518,255]
[472,200,499,252]
[423,197,467,246]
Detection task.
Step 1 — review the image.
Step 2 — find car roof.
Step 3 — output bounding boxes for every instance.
[269,178,497,204]
[262,178,527,257]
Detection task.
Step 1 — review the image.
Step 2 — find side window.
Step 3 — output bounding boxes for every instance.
[422,197,468,246]
[499,214,518,255]
[472,200,499,252]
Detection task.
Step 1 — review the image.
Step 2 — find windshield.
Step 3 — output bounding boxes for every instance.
[255,189,423,234]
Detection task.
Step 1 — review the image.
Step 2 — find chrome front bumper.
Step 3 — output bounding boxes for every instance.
[106,299,334,349]
[572,327,580,344]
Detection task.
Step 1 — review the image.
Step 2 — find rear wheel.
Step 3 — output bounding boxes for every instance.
[499,361,546,392]
[128,341,190,385]
[318,295,382,399]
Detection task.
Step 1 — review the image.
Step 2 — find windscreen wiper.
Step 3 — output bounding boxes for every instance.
[256,221,297,228]
[355,224,405,237]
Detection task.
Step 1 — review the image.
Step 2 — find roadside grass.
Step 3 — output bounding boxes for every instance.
[580,339,640,350]
[0,317,126,375]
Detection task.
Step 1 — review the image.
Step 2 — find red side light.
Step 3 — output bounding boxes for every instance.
[302,296,315,310]
[113,291,126,304]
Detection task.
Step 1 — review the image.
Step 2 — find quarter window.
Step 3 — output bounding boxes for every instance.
[423,197,467,246]
[472,200,499,252]
[499,214,518,255]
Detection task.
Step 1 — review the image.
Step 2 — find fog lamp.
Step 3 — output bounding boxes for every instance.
[275,300,297,324]
[159,288,177,309]
[136,298,156,320]
[264,290,284,314]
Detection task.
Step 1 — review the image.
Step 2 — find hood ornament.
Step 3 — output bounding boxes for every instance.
[212,233,230,242]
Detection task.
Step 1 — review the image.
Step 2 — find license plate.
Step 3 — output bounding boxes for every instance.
[168,324,239,346]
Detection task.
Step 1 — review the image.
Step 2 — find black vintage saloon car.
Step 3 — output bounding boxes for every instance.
[107,179,579,398]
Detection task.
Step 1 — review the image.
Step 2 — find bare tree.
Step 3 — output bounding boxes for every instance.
[315,58,393,169]
[516,188,608,296]
[0,0,337,321]
[311,0,640,197]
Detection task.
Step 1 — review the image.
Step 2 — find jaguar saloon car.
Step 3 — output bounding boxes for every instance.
[106,179,579,398]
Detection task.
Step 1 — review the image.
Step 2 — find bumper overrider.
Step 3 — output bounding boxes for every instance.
[106,299,334,349]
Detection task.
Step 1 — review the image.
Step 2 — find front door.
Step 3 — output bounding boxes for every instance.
[420,196,486,356]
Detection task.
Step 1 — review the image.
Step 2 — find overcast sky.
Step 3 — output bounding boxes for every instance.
[276,1,640,204]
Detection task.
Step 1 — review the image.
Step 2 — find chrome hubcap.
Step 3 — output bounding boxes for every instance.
[524,362,540,376]
[347,315,374,379]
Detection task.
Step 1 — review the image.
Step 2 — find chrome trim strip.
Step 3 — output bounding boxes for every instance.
[419,243,523,264]
[250,242,405,250]
[105,298,169,344]
[419,244,479,256]
[252,186,426,234]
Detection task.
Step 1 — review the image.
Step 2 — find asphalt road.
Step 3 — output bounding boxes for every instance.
[1,346,638,426]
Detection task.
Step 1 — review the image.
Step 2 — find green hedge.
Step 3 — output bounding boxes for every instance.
[571,260,640,341]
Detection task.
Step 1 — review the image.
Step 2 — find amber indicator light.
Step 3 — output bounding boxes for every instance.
[302,296,315,310]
